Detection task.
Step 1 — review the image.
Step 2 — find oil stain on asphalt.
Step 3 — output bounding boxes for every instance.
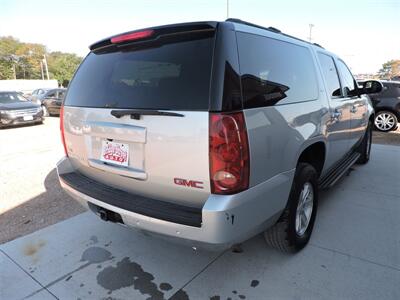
[209,279,260,300]
[159,283,173,291]
[23,239,46,257]
[22,239,47,265]
[96,256,192,300]
[96,257,165,299]
[81,246,112,264]
[22,236,254,300]
[23,245,113,299]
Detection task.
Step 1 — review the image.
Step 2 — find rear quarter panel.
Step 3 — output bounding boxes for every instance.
[244,99,330,187]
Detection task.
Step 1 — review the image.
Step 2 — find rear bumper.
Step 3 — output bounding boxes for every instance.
[57,157,294,250]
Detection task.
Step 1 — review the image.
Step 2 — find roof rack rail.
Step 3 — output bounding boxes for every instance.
[225,18,323,48]
[225,18,281,34]
[313,43,324,49]
[266,26,281,33]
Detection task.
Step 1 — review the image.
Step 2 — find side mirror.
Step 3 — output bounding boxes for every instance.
[361,80,383,94]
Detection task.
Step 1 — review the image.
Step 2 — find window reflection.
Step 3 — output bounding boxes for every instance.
[241,74,290,108]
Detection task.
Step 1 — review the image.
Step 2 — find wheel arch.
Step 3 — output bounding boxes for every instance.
[295,139,327,178]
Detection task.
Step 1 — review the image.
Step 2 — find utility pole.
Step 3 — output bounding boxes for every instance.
[308,24,314,42]
[43,54,49,80]
[227,0,229,19]
[40,61,44,80]
[12,64,16,79]
[9,55,17,79]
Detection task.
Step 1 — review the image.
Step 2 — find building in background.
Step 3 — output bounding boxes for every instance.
[354,73,378,80]
[0,79,58,94]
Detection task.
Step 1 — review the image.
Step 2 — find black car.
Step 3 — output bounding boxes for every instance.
[0,91,43,128]
[365,81,400,132]
[32,88,66,116]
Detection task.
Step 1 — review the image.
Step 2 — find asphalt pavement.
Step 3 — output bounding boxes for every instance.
[0,118,85,244]
[0,141,399,299]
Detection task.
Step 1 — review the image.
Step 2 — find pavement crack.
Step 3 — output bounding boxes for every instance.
[168,249,228,300]
[341,187,400,200]
[0,248,59,299]
[22,262,92,299]
[309,243,400,272]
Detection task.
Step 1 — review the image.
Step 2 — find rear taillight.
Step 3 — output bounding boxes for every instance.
[111,30,154,44]
[60,105,68,156]
[209,112,250,194]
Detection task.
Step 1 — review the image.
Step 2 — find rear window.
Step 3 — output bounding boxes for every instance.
[65,36,215,110]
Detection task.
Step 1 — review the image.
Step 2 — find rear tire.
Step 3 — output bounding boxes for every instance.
[356,121,372,164]
[264,163,318,252]
[374,111,397,132]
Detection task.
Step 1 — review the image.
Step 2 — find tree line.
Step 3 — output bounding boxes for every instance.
[0,35,399,84]
[0,36,82,87]
[377,59,400,80]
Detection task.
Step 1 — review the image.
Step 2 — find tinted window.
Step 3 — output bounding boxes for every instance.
[391,83,400,96]
[336,60,358,97]
[58,90,66,99]
[65,36,214,110]
[317,53,342,98]
[237,33,318,108]
[0,92,27,104]
[46,91,56,98]
[381,83,400,97]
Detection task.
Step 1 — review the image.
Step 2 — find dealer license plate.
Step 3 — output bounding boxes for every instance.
[100,141,129,167]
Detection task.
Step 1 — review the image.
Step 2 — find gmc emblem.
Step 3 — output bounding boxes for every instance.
[174,178,204,189]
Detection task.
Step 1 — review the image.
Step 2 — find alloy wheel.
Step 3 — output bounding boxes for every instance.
[375,113,395,131]
[295,182,314,236]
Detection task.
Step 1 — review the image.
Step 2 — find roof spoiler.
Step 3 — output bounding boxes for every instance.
[89,21,217,51]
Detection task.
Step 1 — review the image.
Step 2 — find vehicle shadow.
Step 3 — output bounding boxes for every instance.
[0,168,86,245]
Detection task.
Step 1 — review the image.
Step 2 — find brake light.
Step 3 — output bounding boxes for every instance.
[111,30,154,44]
[60,105,68,156]
[209,112,250,194]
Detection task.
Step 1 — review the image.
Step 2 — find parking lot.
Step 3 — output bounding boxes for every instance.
[1,120,400,299]
[0,118,84,244]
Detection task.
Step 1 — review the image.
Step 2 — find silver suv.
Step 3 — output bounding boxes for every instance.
[57,19,382,252]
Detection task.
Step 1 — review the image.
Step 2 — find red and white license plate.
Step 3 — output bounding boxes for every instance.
[100,141,129,167]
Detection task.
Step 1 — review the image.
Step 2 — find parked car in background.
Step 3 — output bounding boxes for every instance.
[359,80,400,132]
[57,19,381,253]
[0,91,43,128]
[31,88,66,116]
[30,88,50,101]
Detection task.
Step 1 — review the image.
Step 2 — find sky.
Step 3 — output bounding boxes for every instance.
[0,0,399,74]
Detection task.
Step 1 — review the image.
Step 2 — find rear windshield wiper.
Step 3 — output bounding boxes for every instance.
[110,109,184,120]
